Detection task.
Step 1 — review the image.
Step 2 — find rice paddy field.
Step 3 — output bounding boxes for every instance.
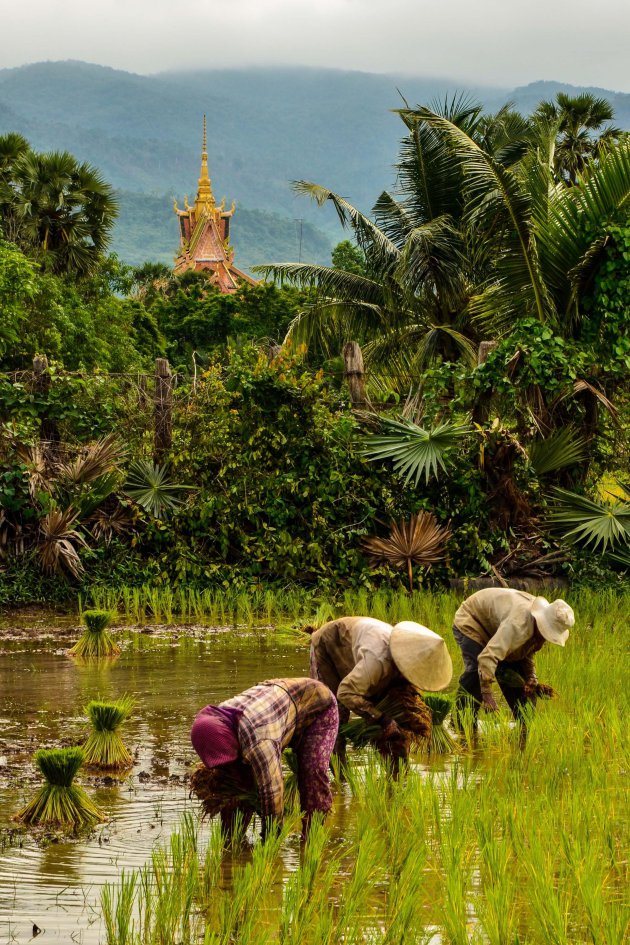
[0,587,628,944]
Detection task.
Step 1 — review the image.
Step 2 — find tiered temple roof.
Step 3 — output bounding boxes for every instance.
[173,117,257,292]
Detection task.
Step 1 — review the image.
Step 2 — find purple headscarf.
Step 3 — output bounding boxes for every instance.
[191,705,241,768]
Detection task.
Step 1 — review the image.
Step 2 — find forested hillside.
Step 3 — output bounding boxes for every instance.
[1,61,629,268]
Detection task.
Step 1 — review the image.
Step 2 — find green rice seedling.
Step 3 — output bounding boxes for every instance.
[83,696,134,769]
[14,747,103,829]
[69,609,120,658]
[423,693,459,754]
[102,870,136,945]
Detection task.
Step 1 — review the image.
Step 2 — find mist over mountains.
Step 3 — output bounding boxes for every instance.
[2,61,629,269]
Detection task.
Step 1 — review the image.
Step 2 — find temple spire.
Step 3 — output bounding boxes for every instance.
[195,114,215,210]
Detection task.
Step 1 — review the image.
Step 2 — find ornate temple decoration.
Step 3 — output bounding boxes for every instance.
[173,116,256,292]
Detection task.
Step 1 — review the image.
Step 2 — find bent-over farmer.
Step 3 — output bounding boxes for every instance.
[452,588,574,725]
[190,677,338,840]
[309,616,452,759]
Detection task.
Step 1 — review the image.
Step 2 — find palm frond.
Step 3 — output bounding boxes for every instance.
[363,512,452,590]
[37,506,87,579]
[124,460,193,519]
[56,434,125,486]
[547,487,630,551]
[291,181,400,262]
[413,107,552,324]
[527,426,588,476]
[362,417,471,485]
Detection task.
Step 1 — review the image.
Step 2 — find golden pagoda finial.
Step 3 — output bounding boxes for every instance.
[195,113,215,211]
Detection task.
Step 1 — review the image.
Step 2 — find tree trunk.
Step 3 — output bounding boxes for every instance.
[153,358,173,463]
[33,354,59,454]
[343,341,368,410]
[471,340,498,425]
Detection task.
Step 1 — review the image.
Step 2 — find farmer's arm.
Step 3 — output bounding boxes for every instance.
[477,619,532,692]
[520,655,538,685]
[242,739,284,821]
[336,652,392,722]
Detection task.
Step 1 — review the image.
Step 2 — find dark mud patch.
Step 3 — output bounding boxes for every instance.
[0,615,266,644]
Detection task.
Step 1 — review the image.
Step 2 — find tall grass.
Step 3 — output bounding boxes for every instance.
[82,583,467,631]
[99,588,629,942]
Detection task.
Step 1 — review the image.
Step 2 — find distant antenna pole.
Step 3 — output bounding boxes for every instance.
[295,218,304,262]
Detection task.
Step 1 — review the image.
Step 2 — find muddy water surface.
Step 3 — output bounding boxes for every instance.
[0,616,311,944]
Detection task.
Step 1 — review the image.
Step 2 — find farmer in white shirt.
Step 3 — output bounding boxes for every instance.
[452,588,574,725]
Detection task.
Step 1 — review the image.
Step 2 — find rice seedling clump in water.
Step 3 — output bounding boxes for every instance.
[68,609,120,658]
[14,747,104,829]
[83,696,134,769]
[342,681,432,759]
[423,693,458,754]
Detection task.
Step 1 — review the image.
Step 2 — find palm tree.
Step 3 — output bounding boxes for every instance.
[535,92,625,185]
[255,98,530,383]
[0,132,31,243]
[1,146,118,276]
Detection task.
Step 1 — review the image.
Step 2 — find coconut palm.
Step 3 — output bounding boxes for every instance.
[255,98,530,381]
[417,107,630,345]
[535,92,625,185]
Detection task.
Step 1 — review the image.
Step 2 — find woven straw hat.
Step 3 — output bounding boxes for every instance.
[530,597,574,646]
[390,622,453,691]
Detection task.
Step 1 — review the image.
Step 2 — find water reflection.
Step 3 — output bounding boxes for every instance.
[0,628,310,942]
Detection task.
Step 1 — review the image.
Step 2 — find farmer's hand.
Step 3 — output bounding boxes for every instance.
[481,690,499,713]
[379,717,402,739]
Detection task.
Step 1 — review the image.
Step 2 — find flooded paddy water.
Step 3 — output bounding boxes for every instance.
[0,615,314,942]
[0,598,628,945]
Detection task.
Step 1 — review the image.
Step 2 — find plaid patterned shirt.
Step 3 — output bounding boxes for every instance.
[221,677,334,818]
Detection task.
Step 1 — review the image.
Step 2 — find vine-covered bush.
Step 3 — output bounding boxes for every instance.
[144,345,425,588]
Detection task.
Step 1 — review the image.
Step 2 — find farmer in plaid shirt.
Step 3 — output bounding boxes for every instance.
[191,677,338,839]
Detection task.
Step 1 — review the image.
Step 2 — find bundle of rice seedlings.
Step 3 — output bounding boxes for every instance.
[190,762,259,819]
[190,750,301,819]
[341,681,432,760]
[423,693,458,754]
[82,696,134,769]
[14,747,103,829]
[68,610,120,658]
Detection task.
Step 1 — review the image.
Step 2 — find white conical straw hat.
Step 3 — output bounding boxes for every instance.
[530,598,574,646]
[390,622,453,691]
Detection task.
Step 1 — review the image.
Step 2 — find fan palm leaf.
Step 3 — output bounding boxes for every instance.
[547,486,630,551]
[124,460,192,519]
[363,512,452,591]
[362,417,471,485]
[37,506,87,579]
[527,427,588,476]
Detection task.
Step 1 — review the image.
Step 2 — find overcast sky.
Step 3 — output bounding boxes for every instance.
[3,0,630,92]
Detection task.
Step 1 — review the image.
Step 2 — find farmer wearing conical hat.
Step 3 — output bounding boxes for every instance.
[452,588,574,724]
[309,617,452,758]
[190,677,338,840]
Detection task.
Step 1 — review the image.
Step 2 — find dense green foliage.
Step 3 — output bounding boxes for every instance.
[0,93,628,603]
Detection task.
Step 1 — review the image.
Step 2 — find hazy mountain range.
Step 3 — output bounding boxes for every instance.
[1,61,629,270]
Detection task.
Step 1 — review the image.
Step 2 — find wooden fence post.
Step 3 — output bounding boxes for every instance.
[343,341,368,410]
[472,340,498,425]
[33,354,59,451]
[153,358,173,463]
[477,340,497,365]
